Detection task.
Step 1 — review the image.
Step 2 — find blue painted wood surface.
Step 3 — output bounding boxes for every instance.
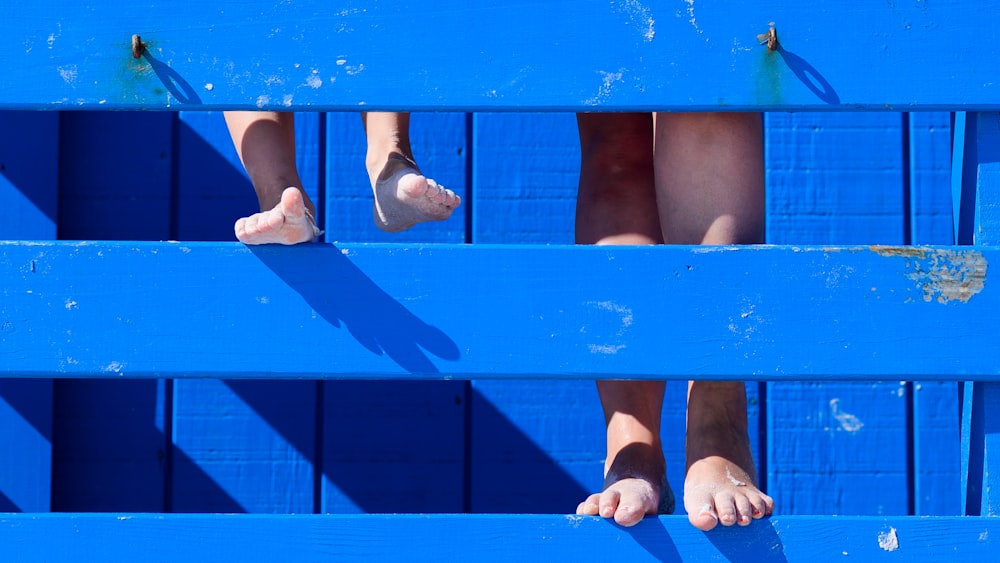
[3,1,999,111]
[0,514,996,561]
[908,112,961,515]
[1,241,995,381]
[764,113,911,516]
[0,112,57,512]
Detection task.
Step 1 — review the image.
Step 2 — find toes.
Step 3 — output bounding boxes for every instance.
[598,490,621,519]
[689,503,719,531]
[734,495,753,526]
[715,496,739,526]
[613,502,646,527]
[576,494,601,516]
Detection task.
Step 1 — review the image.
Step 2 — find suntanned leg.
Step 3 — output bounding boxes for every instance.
[362,112,461,232]
[653,112,774,530]
[574,113,674,526]
[224,111,321,244]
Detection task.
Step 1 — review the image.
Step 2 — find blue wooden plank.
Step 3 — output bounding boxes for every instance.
[764,113,910,515]
[972,112,1000,245]
[0,112,58,237]
[908,112,961,515]
[471,113,578,243]
[469,111,609,514]
[321,381,465,513]
[3,2,999,111]
[0,111,57,512]
[0,380,52,512]
[469,381,604,512]
[171,380,315,513]
[0,514,997,561]
[49,111,173,512]
[1,242,996,381]
[51,380,167,511]
[909,113,954,246]
[319,112,467,513]
[970,112,1000,516]
[172,112,320,514]
[55,111,173,240]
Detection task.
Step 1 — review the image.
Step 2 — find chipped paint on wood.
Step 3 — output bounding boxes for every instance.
[871,246,987,303]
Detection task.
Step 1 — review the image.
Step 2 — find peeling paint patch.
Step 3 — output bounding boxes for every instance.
[872,246,987,303]
[588,343,626,354]
[683,0,703,35]
[586,300,634,331]
[878,527,899,551]
[306,71,323,89]
[830,398,864,432]
[103,361,125,374]
[584,69,626,105]
[615,0,656,41]
[57,66,78,85]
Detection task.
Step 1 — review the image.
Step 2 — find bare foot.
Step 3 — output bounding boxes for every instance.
[235,187,321,245]
[684,382,774,531]
[370,153,460,232]
[576,443,674,527]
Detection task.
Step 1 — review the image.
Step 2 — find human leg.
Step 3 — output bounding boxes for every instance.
[362,112,460,232]
[573,113,674,526]
[652,111,773,530]
[224,111,320,244]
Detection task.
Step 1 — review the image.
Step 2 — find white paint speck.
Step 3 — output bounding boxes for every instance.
[283,94,294,106]
[204,83,214,91]
[64,299,78,310]
[830,398,864,433]
[47,34,57,48]
[588,344,626,354]
[878,527,899,551]
[616,0,655,41]
[584,69,626,105]
[684,0,703,34]
[257,296,270,305]
[103,361,125,374]
[306,72,322,89]
[57,66,78,85]
[336,59,347,66]
[980,530,989,541]
[256,95,270,108]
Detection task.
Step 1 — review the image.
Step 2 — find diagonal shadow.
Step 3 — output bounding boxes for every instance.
[620,518,684,562]
[51,380,245,513]
[0,380,53,442]
[226,380,594,513]
[141,49,202,105]
[0,112,59,226]
[777,45,840,105]
[249,245,460,373]
[468,387,592,513]
[706,519,789,562]
[0,489,17,512]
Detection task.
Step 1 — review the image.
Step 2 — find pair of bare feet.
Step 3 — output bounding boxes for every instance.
[576,383,775,530]
[234,153,461,244]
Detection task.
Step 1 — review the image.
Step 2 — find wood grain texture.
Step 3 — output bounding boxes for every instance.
[1,241,996,381]
[3,1,998,111]
[0,514,995,561]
